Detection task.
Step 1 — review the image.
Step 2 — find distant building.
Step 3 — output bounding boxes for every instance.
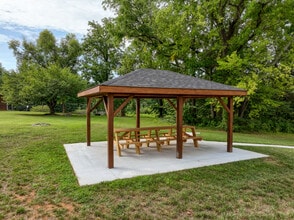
[0,95,7,110]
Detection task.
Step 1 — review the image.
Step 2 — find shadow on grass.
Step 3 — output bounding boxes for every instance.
[16,112,87,118]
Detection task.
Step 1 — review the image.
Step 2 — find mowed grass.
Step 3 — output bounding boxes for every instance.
[0,111,293,219]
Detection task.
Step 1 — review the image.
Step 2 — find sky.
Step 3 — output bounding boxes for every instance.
[0,0,114,71]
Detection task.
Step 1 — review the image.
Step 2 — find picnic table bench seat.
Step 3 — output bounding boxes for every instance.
[114,125,202,156]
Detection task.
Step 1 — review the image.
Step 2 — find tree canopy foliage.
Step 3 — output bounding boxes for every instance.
[100,0,294,132]
[81,20,122,85]
[0,63,6,85]
[9,30,82,74]
[1,30,86,114]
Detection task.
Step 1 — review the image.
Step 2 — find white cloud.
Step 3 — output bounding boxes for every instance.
[0,0,113,35]
[0,34,10,43]
[0,0,114,70]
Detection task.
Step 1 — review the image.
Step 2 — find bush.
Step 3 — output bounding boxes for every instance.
[233,116,294,133]
[30,105,50,113]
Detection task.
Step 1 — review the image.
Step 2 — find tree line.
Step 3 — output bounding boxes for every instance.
[0,0,293,132]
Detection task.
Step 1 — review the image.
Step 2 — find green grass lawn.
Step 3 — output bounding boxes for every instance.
[0,111,293,219]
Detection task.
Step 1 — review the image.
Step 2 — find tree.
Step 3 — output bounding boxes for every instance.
[1,70,25,106]
[0,63,6,85]
[9,29,82,74]
[58,33,82,74]
[2,30,86,114]
[81,19,122,84]
[102,0,294,132]
[1,64,86,114]
[0,63,8,109]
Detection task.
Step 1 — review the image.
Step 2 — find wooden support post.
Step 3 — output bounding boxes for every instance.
[136,98,140,128]
[86,97,91,146]
[227,97,233,152]
[136,98,140,142]
[176,96,184,159]
[107,95,114,168]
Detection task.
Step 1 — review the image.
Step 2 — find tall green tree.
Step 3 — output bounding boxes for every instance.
[1,64,86,114]
[1,70,25,106]
[0,63,6,85]
[103,0,292,78]
[0,63,7,107]
[81,19,122,84]
[102,0,294,132]
[9,29,82,74]
[58,33,82,74]
[2,30,86,114]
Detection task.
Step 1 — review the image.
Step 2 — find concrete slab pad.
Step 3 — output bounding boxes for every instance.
[64,140,268,186]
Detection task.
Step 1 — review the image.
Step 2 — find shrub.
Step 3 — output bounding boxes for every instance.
[30,105,50,113]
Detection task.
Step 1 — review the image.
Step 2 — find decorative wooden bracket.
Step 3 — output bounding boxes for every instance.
[87,97,92,113]
[217,97,230,113]
[166,98,177,110]
[165,98,189,111]
[103,96,108,116]
[114,96,133,117]
[90,98,103,112]
[102,96,133,117]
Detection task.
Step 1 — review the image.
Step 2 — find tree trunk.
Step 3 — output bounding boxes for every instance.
[158,99,164,118]
[210,103,216,119]
[62,102,66,113]
[191,99,197,117]
[120,107,126,117]
[238,97,249,118]
[47,99,57,115]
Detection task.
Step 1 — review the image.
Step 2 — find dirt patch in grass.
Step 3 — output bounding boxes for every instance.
[7,186,79,219]
[263,156,283,166]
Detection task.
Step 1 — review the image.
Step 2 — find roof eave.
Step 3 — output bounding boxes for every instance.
[78,85,247,98]
[77,85,101,97]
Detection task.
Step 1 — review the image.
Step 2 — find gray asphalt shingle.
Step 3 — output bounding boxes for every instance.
[101,68,242,91]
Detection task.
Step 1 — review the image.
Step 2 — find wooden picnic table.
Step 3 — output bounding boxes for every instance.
[114,125,202,156]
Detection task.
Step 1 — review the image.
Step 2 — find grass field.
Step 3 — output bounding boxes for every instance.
[0,111,293,219]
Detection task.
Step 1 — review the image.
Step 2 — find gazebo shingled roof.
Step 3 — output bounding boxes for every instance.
[78,69,246,98]
[102,69,240,90]
[78,69,247,168]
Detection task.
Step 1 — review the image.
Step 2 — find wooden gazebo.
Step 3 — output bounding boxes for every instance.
[78,69,247,168]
